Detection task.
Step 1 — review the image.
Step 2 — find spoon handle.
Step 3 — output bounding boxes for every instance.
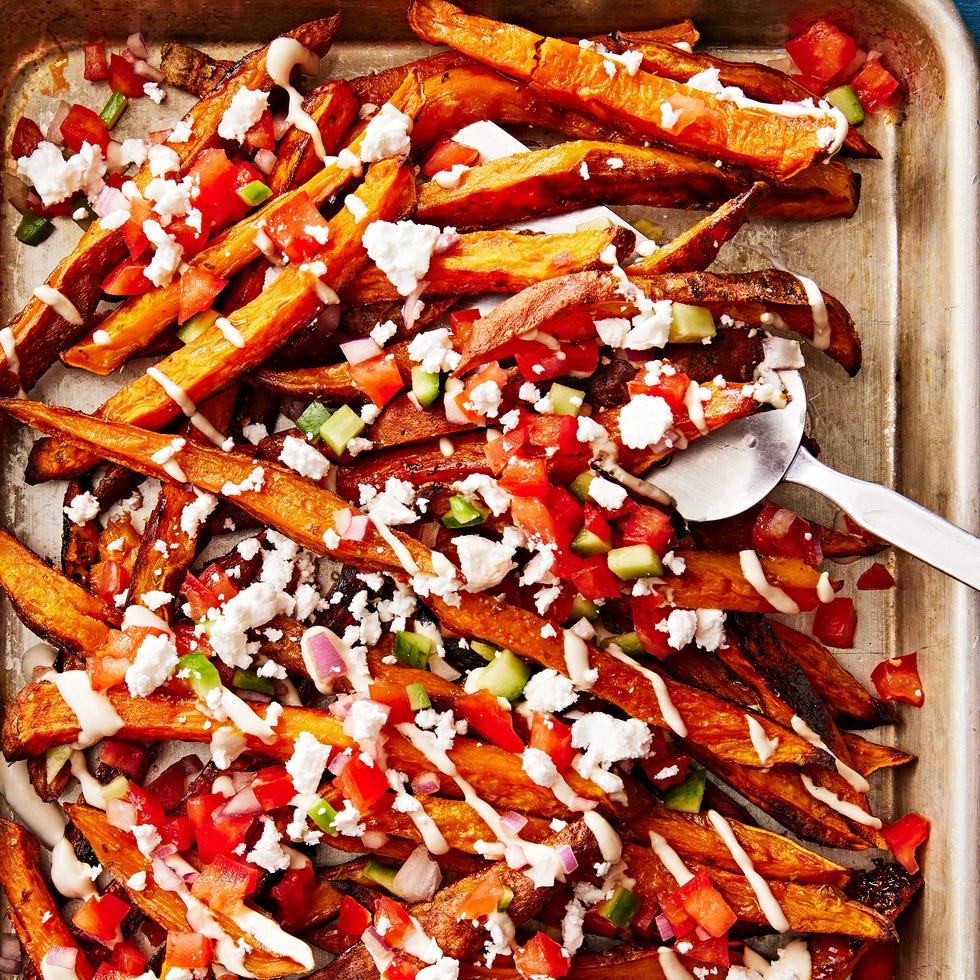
[786,446,980,590]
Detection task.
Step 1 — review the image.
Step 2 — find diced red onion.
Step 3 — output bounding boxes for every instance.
[1,172,30,212]
[150,858,183,890]
[418,522,440,548]
[0,955,22,975]
[362,926,391,959]
[45,101,71,145]
[314,303,342,334]
[392,845,442,903]
[181,868,200,884]
[410,771,440,796]
[150,842,178,860]
[329,694,355,720]
[238,689,272,704]
[106,798,138,830]
[341,336,383,366]
[327,749,351,776]
[434,228,460,255]
[272,112,291,140]
[127,32,149,59]
[134,60,165,83]
[765,507,798,540]
[42,947,78,971]
[253,148,277,175]
[92,184,130,218]
[556,843,579,874]
[215,786,262,818]
[230,771,256,792]
[401,281,427,332]
[149,128,171,145]
[655,913,675,941]
[335,509,369,541]
[121,47,137,64]
[500,811,528,834]
[305,627,348,683]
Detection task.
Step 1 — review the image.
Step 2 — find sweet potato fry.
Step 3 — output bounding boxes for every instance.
[66,804,314,979]
[415,141,859,231]
[27,157,416,482]
[342,225,636,304]
[159,40,233,95]
[0,819,95,980]
[457,945,689,979]
[0,16,342,400]
[841,733,915,777]
[0,527,119,655]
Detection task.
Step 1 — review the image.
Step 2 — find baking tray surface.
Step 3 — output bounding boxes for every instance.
[0,2,978,978]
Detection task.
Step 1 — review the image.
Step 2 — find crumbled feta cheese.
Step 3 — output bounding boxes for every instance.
[522,668,578,713]
[143,81,165,103]
[218,86,270,142]
[359,102,413,162]
[344,192,368,222]
[694,608,726,651]
[279,435,330,480]
[362,220,441,296]
[125,632,179,697]
[657,608,699,650]
[370,318,398,346]
[64,491,100,525]
[594,317,631,347]
[145,175,193,225]
[208,581,293,667]
[408,327,461,373]
[452,534,516,593]
[147,143,181,177]
[221,466,265,497]
[286,730,331,798]
[619,394,673,449]
[118,138,149,167]
[246,817,290,873]
[660,100,682,130]
[588,476,628,511]
[132,824,161,858]
[139,590,173,611]
[452,474,512,518]
[179,490,217,538]
[126,871,147,891]
[142,219,183,287]
[344,698,390,742]
[464,379,503,419]
[17,141,105,207]
[359,477,421,526]
[624,299,673,349]
[332,799,367,837]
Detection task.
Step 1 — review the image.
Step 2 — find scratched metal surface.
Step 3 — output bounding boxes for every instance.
[0,0,977,976]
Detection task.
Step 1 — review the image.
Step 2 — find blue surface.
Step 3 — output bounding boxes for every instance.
[953,0,980,44]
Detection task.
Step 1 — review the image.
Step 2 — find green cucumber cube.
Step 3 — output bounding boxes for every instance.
[475,648,531,701]
[606,544,664,580]
[549,382,586,417]
[662,768,706,813]
[394,630,433,670]
[411,365,442,408]
[320,404,365,455]
[669,303,716,343]
[824,84,865,125]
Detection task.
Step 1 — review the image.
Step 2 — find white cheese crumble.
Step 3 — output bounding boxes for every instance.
[147,143,180,177]
[588,476,628,511]
[246,817,290,873]
[286,731,331,799]
[619,394,674,449]
[17,141,105,207]
[359,102,413,162]
[279,435,330,480]
[142,219,184,287]
[64,491,100,525]
[408,327,461,373]
[522,668,578,714]
[125,631,179,697]
[452,534,517,593]
[218,86,270,142]
[362,219,441,297]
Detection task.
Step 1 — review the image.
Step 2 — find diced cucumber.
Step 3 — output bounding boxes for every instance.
[549,382,586,417]
[176,308,220,345]
[394,630,433,670]
[308,798,339,833]
[568,596,600,622]
[411,365,441,408]
[101,774,131,803]
[662,768,706,813]
[45,744,73,784]
[232,668,275,696]
[599,631,645,656]
[15,209,54,246]
[238,179,273,207]
[669,303,716,343]
[568,470,595,503]
[364,859,401,894]
[598,886,642,929]
[99,91,128,129]
[633,217,664,243]
[178,653,221,698]
[606,544,664,580]
[319,404,365,455]
[475,648,531,701]
[441,494,487,529]
[570,526,611,557]
[296,400,332,437]
[406,682,431,711]
[469,640,499,662]
[824,84,865,125]
[497,884,515,912]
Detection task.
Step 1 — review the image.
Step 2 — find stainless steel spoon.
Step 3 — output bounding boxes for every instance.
[647,371,980,590]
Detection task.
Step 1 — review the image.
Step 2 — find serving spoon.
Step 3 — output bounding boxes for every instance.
[647,371,980,590]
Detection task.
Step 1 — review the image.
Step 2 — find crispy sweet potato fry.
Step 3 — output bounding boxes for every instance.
[415,141,859,231]
[0,819,95,980]
[0,527,119,655]
[159,40,233,95]
[342,225,636,304]
[67,805,313,979]
[841,733,915,777]
[28,158,415,482]
[0,16,342,400]
[408,0,845,180]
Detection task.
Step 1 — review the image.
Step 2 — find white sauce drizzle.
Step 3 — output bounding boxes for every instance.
[657,947,695,980]
[231,906,316,969]
[213,688,278,743]
[738,549,800,614]
[402,799,450,855]
[683,380,710,435]
[648,830,694,885]
[145,367,227,447]
[32,285,83,325]
[790,715,870,793]
[122,604,174,635]
[800,773,882,828]
[22,642,57,677]
[743,939,812,979]
[0,327,27,397]
[790,272,830,350]
[308,275,340,305]
[706,809,789,931]
[266,38,327,162]
[215,316,245,349]
[70,751,109,809]
[50,671,124,748]
[438,437,454,458]
[605,646,688,737]
[0,756,66,847]
[582,811,622,863]
[370,516,421,576]
[562,629,595,690]
[746,714,780,766]
[816,571,835,603]
[50,836,98,899]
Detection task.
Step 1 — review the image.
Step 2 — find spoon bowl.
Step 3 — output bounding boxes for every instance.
[648,370,980,590]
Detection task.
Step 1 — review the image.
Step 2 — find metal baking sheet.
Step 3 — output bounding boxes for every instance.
[1,1,978,977]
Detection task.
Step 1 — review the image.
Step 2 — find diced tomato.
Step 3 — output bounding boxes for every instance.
[788,72,825,95]
[529,712,576,771]
[850,57,900,112]
[384,954,420,980]
[178,266,227,324]
[108,53,147,97]
[187,794,255,865]
[251,766,298,810]
[109,942,146,976]
[86,654,131,692]
[628,367,691,414]
[191,854,260,913]
[11,116,44,160]
[158,813,192,851]
[421,137,480,177]
[264,190,331,263]
[627,897,661,940]
[571,555,622,601]
[660,92,721,135]
[335,753,390,811]
[881,812,930,874]
[449,306,481,332]
[870,651,923,706]
[244,109,276,151]
[269,864,315,928]
[811,596,857,648]
[84,42,109,81]
[455,689,524,753]
[852,940,899,980]
[581,503,612,543]
[368,683,413,726]
[856,561,895,590]
[166,932,214,969]
[785,20,857,84]
[455,869,505,920]
[513,932,570,980]
[639,750,691,789]
[337,893,373,934]
[348,352,405,408]
[374,895,414,946]
[127,781,166,829]
[60,103,110,155]
[679,934,730,968]
[168,214,210,258]
[515,338,600,383]
[547,485,585,537]
[180,571,220,621]
[510,494,574,553]
[102,260,151,297]
[525,414,581,455]
[631,593,676,659]
[187,149,260,230]
[90,559,130,605]
[621,505,674,555]
[145,757,201,814]
[201,562,240,603]
[99,739,148,778]
[121,196,152,260]
[72,892,131,945]
[657,888,695,937]
[498,456,549,497]
[673,869,736,938]
[451,362,509,424]
[751,502,823,567]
